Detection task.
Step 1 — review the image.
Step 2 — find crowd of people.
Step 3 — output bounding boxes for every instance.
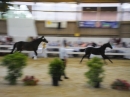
[0,36,130,48]
[48,38,130,49]
[0,36,130,50]
[0,36,130,58]
[0,36,14,45]
[46,38,130,59]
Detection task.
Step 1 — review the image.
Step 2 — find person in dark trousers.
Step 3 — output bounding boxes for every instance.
[59,43,69,81]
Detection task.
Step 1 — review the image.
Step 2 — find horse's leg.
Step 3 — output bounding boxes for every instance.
[101,54,108,65]
[33,50,38,60]
[80,54,87,63]
[13,48,19,53]
[19,49,22,53]
[87,54,91,59]
[10,43,17,54]
[103,54,113,63]
[16,47,22,53]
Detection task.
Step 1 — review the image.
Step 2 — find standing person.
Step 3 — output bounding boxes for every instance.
[63,38,67,46]
[77,37,82,45]
[27,36,34,42]
[59,43,69,81]
[42,42,47,58]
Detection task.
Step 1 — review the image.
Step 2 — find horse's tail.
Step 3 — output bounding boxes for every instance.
[10,43,17,54]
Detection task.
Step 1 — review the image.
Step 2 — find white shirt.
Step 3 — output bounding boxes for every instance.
[59,47,68,59]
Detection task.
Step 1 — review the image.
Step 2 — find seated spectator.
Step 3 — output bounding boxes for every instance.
[91,42,97,47]
[81,42,87,47]
[27,36,34,42]
[98,42,103,47]
[68,41,73,47]
[127,42,130,48]
[122,42,127,48]
[77,37,82,45]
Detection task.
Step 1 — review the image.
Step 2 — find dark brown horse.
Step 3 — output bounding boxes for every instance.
[10,36,48,58]
[80,42,113,64]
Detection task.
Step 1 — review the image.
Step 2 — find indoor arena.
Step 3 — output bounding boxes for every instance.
[0,0,130,97]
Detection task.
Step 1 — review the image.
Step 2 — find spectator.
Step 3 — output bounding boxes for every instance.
[27,36,34,42]
[59,42,69,81]
[77,37,82,45]
[63,38,67,46]
[122,42,127,48]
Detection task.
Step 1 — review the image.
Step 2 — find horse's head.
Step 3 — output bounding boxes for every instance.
[40,36,48,43]
[107,42,113,49]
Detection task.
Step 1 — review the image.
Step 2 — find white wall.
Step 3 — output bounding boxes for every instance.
[5,2,130,21]
[31,3,130,21]
[7,18,37,38]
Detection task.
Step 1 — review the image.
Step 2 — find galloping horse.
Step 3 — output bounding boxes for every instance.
[80,42,113,64]
[10,36,48,59]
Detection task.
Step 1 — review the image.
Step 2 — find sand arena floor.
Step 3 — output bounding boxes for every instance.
[0,57,130,97]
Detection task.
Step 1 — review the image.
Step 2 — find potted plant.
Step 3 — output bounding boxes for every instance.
[48,58,64,86]
[1,52,27,85]
[22,75,39,86]
[85,57,105,88]
[111,79,130,90]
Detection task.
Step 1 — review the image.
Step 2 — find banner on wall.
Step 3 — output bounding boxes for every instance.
[100,21,119,28]
[79,21,100,28]
[79,21,119,28]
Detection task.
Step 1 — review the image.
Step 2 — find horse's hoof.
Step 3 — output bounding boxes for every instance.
[34,57,37,60]
[59,79,63,81]
[64,77,69,79]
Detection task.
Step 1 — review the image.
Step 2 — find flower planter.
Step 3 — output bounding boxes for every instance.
[1,52,27,85]
[94,82,100,88]
[48,58,64,86]
[85,57,104,89]
[23,76,39,86]
[52,76,59,86]
[111,79,130,91]
[24,80,38,86]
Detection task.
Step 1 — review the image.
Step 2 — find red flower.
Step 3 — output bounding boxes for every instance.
[23,75,39,85]
[30,76,34,80]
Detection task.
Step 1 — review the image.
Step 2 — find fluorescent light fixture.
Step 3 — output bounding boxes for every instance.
[10,2,35,5]
[122,3,130,9]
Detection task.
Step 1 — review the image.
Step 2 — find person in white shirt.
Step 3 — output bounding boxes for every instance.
[59,43,69,81]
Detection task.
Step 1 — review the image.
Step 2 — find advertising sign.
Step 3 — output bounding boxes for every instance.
[101,21,119,28]
[79,21,101,28]
[79,21,119,28]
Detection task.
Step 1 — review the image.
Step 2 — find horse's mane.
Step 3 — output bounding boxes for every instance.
[100,42,109,48]
[31,38,40,42]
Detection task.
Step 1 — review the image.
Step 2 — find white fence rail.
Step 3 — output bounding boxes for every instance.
[0,45,130,56]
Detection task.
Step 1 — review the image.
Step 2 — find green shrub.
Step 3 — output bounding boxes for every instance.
[1,52,27,85]
[49,58,64,77]
[85,57,105,87]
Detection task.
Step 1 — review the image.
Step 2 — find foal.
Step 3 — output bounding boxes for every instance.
[80,42,113,64]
